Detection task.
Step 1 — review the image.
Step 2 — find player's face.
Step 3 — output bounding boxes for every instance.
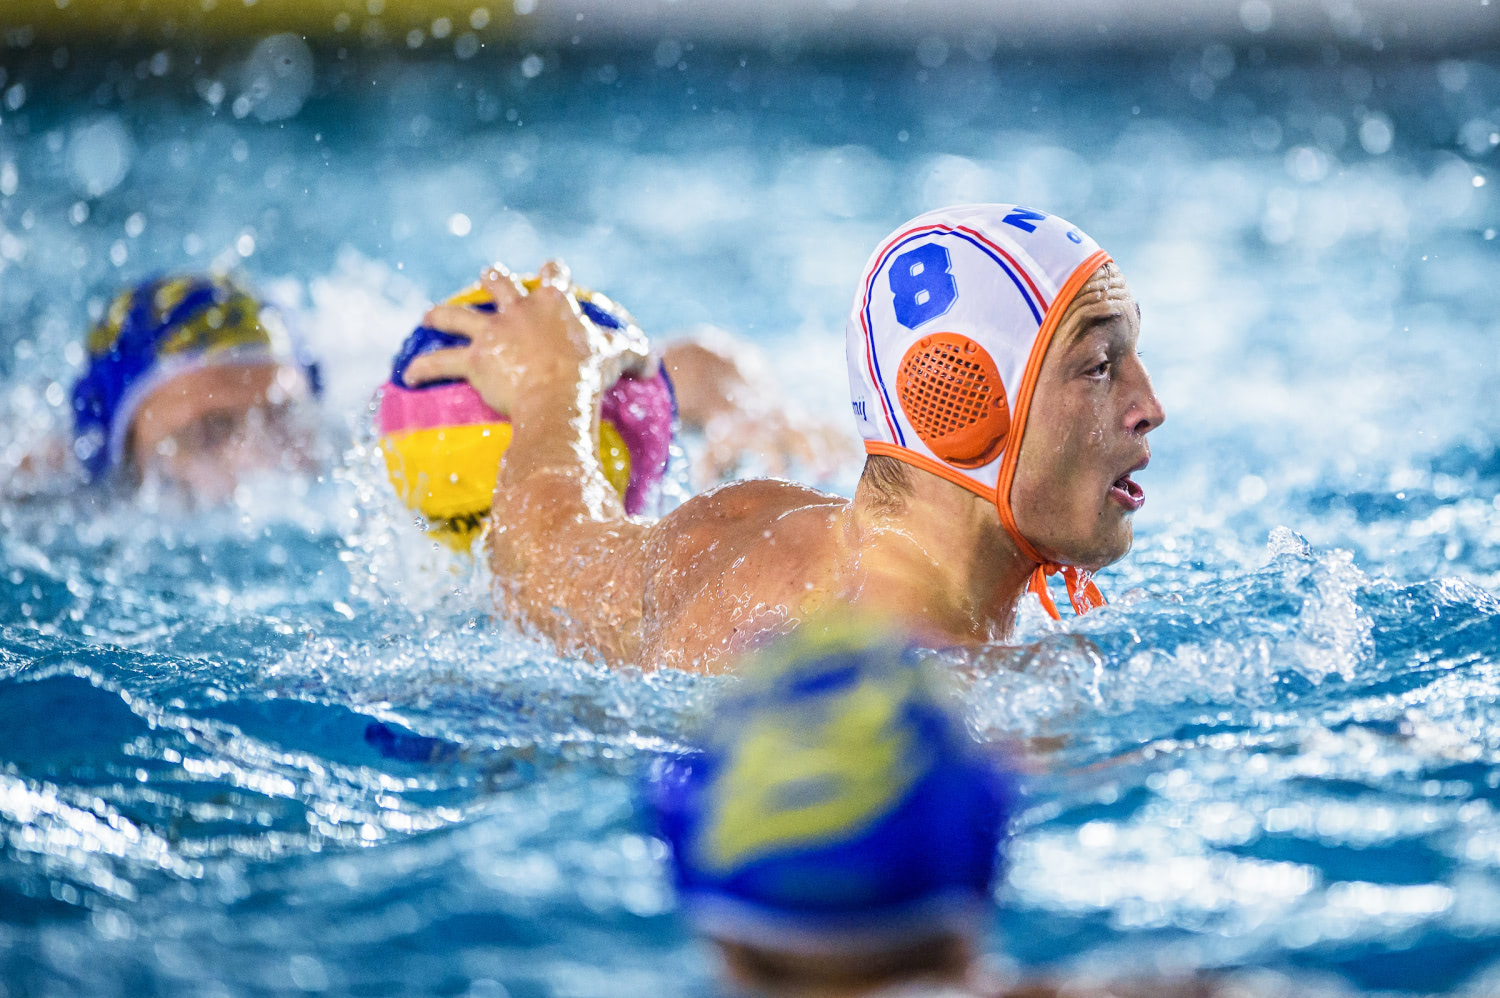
[127,362,317,503]
[1009,264,1164,570]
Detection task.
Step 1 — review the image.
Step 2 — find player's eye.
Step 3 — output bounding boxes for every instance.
[178,410,240,453]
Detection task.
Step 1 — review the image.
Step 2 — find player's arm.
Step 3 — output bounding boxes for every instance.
[661,331,856,486]
[404,262,838,667]
[402,263,656,657]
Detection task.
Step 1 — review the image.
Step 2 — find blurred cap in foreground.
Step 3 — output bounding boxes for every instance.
[650,615,1016,957]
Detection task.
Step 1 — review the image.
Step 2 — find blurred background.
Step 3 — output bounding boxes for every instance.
[1,2,1499,996]
[9,0,1500,48]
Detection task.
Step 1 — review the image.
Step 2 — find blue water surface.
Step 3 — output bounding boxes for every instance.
[1,31,1499,998]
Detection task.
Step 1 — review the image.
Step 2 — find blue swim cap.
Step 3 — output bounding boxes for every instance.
[70,274,321,481]
[651,619,1015,954]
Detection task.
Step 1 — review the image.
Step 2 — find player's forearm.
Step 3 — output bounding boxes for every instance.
[486,460,651,665]
[492,361,626,521]
[489,502,649,665]
[483,360,649,661]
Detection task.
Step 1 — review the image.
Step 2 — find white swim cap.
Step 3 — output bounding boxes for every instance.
[845,203,1112,619]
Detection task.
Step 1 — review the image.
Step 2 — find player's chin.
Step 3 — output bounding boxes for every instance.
[1074,516,1134,571]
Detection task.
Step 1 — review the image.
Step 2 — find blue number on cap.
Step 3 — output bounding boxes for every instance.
[889,243,957,330]
[1001,207,1047,233]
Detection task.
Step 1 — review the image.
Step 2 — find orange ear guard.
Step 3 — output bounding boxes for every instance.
[896,334,1010,469]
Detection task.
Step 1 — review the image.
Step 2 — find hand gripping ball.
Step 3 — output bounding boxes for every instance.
[376,279,676,550]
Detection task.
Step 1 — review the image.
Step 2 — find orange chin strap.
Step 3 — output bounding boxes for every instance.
[1027,563,1106,621]
[995,247,1113,622]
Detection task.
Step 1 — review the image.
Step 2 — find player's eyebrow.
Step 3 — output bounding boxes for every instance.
[1063,310,1122,350]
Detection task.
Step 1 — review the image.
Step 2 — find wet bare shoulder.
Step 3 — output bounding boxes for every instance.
[637,478,849,668]
[643,478,843,585]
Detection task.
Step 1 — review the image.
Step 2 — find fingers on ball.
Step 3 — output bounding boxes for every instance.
[404,349,467,386]
[481,263,525,307]
[424,304,494,338]
[537,258,572,292]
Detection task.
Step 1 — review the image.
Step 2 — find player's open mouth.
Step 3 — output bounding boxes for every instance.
[1109,469,1146,511]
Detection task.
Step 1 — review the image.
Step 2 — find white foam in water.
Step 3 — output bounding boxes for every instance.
[0,37,1499,998]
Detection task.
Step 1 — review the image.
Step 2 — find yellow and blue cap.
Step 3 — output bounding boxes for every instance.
[70,274,320,480]
[650,619,1015,954]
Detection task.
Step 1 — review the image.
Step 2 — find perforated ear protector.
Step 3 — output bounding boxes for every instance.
[896,333,1010,469]
[846,204,1112,620]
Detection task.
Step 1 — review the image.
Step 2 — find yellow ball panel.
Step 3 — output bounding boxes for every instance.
[598,419,632,498]
[381,418,634,550]
[381,422,513,522]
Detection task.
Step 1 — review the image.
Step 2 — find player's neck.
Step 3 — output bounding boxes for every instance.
[851,471,1036,642]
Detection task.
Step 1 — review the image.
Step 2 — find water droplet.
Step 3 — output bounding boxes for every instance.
[238,33,315,123]
[915,37,949,70]
[653,40,682,70]
[67,116,133,197]
[1358,115,1393,155]
[1239,0,1273,33]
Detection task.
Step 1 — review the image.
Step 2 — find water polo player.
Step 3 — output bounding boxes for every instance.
[651,617,1017,995]
[405,204,1165,670]
[68,273,322,502]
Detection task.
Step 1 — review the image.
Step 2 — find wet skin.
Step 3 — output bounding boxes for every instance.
[406,261,1163,672]
[127,362,316,503]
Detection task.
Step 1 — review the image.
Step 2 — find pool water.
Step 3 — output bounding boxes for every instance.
[1,34,1499,997]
